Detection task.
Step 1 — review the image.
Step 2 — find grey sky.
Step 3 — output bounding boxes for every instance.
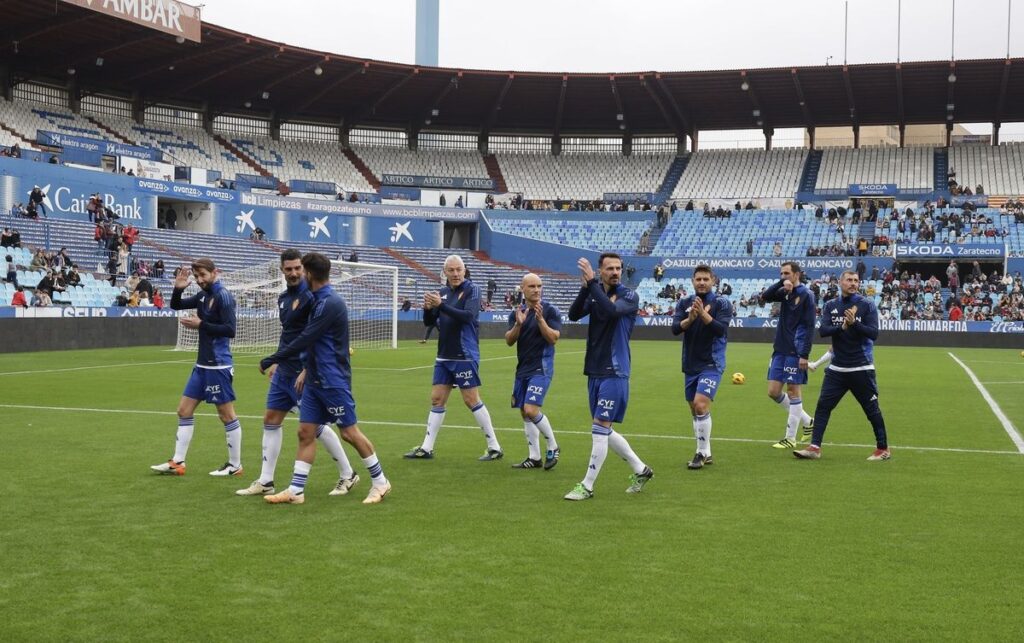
[196,0,1023,140]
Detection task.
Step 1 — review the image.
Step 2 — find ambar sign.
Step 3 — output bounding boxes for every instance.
[60,0,202,43]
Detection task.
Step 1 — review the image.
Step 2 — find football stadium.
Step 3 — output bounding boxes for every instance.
[2,0,1024,639]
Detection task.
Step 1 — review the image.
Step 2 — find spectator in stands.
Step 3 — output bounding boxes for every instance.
[401,298,412,312]
[29,186,47,216]
[30,250,46,271]
[486,277,497,304]
[66,266,81,288]
[455,196,464,208]
[772,241,783,257]
[24,201,39,219]
[117,241,129,276]
[720,281,733,296]
[10,144,21,159]
[347,250,359,263]
[153,260,165,278]
[152,289,165,309]
[439,194,446,207]
[653,263,665,283]
[0,228,13,249]
[639,230,650,254]
[165,206,177,229]
[857,237,868,256]
[746,238,754,255]
[5,254,16,288]
[115,289,129,306]
[856,259,866,280]
[123,224,139,249]
[250,226,266,241]
[31,288,51,307]
[10,285,27,308]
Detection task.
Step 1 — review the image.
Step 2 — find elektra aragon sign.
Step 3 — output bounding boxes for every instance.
[59,0,202,43]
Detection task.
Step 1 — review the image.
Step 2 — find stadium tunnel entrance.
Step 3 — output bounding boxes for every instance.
[157,198,212,234]
[443,221,476,249]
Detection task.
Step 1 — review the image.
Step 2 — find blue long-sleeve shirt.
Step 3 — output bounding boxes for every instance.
[171,280,235,367]
[260,285,351,387]
[424,279,481,362]
[568,280,638,378]
[762,280,817,358]
[672,291,731,374]
[507,301,562,378]
[275,280,315,378]
[820,293,878,370]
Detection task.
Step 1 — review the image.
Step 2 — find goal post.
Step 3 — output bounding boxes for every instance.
[175,259,399,353]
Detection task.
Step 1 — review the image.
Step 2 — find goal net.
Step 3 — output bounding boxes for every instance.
[174,259,398,353]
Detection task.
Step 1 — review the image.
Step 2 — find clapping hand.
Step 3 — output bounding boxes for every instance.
[514,305,527,326]
[424,292,442,309]
[577,258,595,286]
[173,266,191,290]
[843,306,857,328]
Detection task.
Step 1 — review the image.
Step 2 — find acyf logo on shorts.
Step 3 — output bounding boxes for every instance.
[597,398,616,410]
[205,385,222,395]
[328,405,346,417]
[455,370,474,380]
[699,377,718,389]
[527,384,545,395]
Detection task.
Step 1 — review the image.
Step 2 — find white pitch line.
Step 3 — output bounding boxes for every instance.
[358,350,586,372]
[0,402,1019,457]
[0,360,194,377]
[948,352,1024,454]
[979,381,1024,385]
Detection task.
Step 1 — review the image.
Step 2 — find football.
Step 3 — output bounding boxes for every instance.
[731,372,746,385]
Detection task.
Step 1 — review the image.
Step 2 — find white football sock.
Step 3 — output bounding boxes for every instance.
[694,413,712,457]
[172,416,194,462]
[531,413,559,450]
[776,393,812,427]
[316,425,354,478]
[259,423,283,485]
[223,418,242,468]
[786,399,804,441]
[582,425,610,490]
[524,420,541,460]
[421,406,445,452]
[608,430,645,474]
[471,402,501,451]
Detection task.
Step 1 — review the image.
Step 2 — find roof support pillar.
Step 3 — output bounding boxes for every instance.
[853,125,860,149]
[764,127,774,151]
[807,126,815,150]
[992,122,1000,146]
[689,128,699,153]
[899,124,906,148]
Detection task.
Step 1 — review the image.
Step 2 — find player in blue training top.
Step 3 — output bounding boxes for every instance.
[236,249,359,498]
[794,270,891,461]
[405,254,503,461]
[760,261,817,449]
[673,264,733,470]
[151,258,243,477]
[259,252,391,505]
[505,272,562,470]
[564,253,653,501]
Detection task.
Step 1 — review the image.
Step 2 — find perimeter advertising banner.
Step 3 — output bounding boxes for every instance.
[59,0,202,43]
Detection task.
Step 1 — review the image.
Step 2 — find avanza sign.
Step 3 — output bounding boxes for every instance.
[60,0,202,43]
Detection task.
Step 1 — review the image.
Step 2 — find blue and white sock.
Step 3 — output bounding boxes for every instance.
[530,413,558,450]
[471,402,501,451]
[172,416,194,462]
[422,406,445,452]
[260,423,282,485]
[362,453,388,487]
[223,418,242,468]
[775,393,812,428]
[582,424,611,490]
[316,425,354,478]
[287,460,312,495]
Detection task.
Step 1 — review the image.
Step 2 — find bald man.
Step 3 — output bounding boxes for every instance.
[505,273,562,469]
[405,255,503,461]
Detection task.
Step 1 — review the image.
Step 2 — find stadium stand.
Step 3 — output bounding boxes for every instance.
[486,217,652,254]
[948,143,1024,197]
[230,136,373,193]
[653,209,850,257]
[91,115,244,180]
[671,148,807,200]
[0,98,105,142]
[815,145,934,191]
[354,145,489,181]
[495,152,673,200]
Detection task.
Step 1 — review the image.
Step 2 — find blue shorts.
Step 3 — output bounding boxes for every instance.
[685,370,723,402]
[266,369,301,411]
[767,353,808,386]
[182,366,235,405]
[433,360,482,389]
[588,377,629,423]
[511,375,551,409]
[299,384,358,428]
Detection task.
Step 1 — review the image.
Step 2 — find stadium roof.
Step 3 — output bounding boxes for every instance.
[3,0,1024,137]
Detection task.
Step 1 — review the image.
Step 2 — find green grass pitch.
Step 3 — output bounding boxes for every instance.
[2,339,1023,641]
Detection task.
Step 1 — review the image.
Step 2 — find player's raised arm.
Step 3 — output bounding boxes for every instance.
[170,265,201,310]
[202,290,236,338]
[261,299,337,372]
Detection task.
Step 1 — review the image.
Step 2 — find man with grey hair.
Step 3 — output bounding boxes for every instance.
[405,255,503,461]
